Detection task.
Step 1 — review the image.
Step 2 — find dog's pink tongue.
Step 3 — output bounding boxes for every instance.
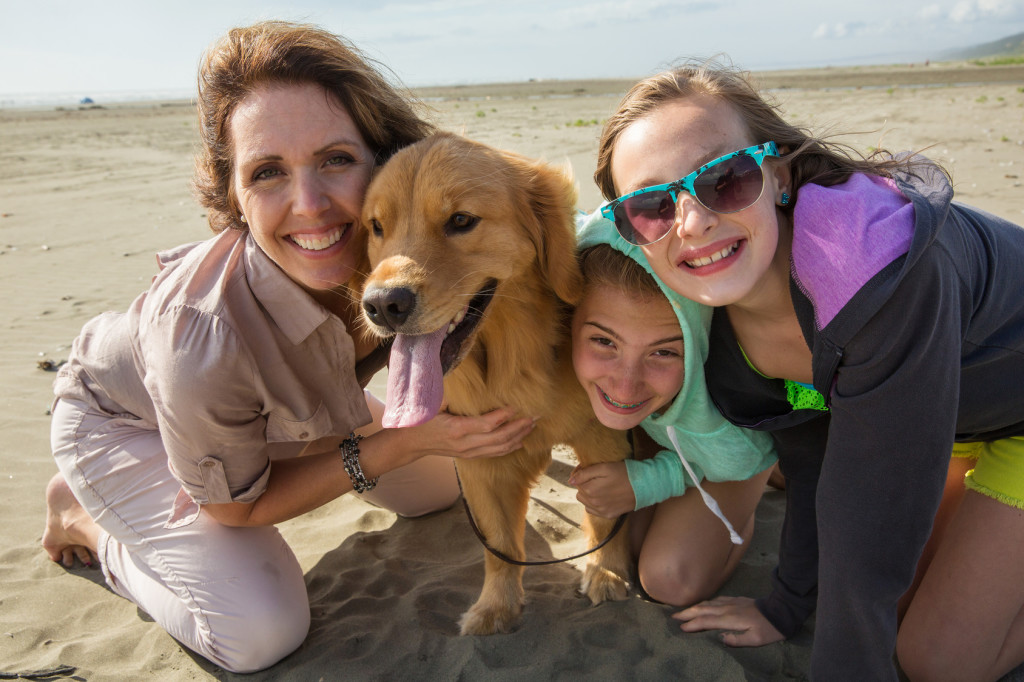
[383,325,447,428]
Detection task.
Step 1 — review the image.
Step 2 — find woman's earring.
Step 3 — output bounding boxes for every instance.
[780,193,791,206]
[240,214,247,224]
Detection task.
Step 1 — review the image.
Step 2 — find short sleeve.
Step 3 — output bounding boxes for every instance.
[140,304,271,505]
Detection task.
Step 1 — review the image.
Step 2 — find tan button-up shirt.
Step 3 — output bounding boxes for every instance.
[55,228,384,504]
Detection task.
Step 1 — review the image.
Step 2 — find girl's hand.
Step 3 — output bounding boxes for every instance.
[672,596,784,647]
[568,461,635,518]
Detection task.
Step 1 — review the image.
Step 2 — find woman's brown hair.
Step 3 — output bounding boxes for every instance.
[594,58,936,206]
[192,21,436,232]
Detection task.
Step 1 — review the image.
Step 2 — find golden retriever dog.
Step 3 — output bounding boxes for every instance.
[359,132,632,635]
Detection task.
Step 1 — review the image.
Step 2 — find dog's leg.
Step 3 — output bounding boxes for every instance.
[579,509,632,604]
[570,424,633,604]
[455,452,544,636]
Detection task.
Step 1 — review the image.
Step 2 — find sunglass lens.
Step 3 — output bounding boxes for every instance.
[614,190,675,245]
[693,154,764,213]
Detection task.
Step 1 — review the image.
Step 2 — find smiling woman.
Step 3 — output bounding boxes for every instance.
[228,82,373,306]
[40,20,536,674]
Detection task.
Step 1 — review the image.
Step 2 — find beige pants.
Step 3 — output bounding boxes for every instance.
[50,397,458,672]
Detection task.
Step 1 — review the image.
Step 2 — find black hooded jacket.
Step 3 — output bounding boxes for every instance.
[705,162,1024,680]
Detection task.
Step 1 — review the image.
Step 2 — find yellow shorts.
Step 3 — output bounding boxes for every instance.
[952,436,1024,509]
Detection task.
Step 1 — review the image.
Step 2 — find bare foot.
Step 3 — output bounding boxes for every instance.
[42,472,100,568]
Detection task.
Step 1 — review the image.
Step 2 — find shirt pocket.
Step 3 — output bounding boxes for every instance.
[265,401,332,443]
[164,486,201,529]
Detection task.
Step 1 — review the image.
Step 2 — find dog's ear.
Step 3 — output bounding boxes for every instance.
[511,156,583,306]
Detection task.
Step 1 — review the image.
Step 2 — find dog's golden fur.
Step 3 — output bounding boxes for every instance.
[359,132,632,635]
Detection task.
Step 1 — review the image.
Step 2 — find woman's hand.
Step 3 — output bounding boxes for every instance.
[568,462,635,518]
[207,407,535,528]
[389,407,536,464]
[672,596,784,647]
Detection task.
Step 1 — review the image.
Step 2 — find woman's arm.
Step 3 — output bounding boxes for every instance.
[204,406,534,527]
[147,307,534,528]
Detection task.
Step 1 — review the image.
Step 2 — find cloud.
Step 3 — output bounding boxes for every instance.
[380,0,490,12]
[951,1,978,21]
[503,0,723,31]
[813,21,871,39]
[949,0,1024,22]
[978,0,1023,13]
[813,22,838,38]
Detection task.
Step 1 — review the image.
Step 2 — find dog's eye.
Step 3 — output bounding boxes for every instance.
[370,219,383,237]
[445,212,480,235]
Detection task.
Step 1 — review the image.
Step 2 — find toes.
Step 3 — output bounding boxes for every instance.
[73,546,94,567]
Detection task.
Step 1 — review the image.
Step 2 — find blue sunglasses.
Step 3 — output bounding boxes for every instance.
[602,141,780,245]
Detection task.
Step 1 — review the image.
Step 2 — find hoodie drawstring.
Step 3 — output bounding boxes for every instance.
[666,426,744,545]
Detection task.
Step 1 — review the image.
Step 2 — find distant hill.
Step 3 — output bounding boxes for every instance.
[941,31,1024,60]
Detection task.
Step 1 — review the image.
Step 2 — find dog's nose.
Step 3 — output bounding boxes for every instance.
[362,286,417,330]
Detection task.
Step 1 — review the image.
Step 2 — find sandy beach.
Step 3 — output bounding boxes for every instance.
[1,62,1022,680]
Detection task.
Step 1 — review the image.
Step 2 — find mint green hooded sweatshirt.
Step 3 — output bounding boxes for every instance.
[576,210,776,542]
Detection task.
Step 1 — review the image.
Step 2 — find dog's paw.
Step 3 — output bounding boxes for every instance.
[458,600,523,636]
[579,564,630,605]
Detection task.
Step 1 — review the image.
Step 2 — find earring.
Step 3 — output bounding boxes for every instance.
[780,192,791,206]
[239,214,247,224]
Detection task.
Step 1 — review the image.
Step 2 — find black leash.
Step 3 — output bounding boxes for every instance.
[455,467,627,567]
[0,666,76,680]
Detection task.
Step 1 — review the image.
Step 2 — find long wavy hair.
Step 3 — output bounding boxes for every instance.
[594,58,939,207]
[192,21,436,233]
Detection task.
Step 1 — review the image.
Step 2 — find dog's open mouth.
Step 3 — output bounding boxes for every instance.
[383,279,497,428]
[440,280,496,374]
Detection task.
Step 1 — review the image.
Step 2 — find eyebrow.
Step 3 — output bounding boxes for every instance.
[585,320,684,347]
[239,137,365,166]
[626,145,740,194]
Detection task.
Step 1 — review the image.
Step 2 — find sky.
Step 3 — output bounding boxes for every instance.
[2,0,1023,99]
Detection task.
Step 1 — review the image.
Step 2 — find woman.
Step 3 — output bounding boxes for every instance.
[569,214,776,607]
[41,21,534,673]
[591,60,1024,681]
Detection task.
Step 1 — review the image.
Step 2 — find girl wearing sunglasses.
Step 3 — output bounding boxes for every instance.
[592,60,1024,682]
[568,213,776,609]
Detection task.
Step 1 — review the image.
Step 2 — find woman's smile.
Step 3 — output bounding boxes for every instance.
[288,225,347,252]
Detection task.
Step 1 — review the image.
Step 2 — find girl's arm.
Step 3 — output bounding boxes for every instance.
[799,250,960,678]
[676,417,827,642]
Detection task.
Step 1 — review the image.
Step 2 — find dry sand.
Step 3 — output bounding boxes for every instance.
[1,63,1022,681]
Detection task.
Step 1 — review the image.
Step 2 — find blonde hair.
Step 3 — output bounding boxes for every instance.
[192,21,435,232]
[595,58,938,204]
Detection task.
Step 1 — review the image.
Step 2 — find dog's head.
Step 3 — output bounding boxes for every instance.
[360,132,581,427]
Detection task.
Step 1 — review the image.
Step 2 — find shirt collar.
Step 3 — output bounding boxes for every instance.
[242,231,334,345]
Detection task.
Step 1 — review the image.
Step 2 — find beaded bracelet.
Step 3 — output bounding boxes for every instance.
[340,432,378,493]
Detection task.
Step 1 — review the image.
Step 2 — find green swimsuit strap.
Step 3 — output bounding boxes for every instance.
[738,343,828,412]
